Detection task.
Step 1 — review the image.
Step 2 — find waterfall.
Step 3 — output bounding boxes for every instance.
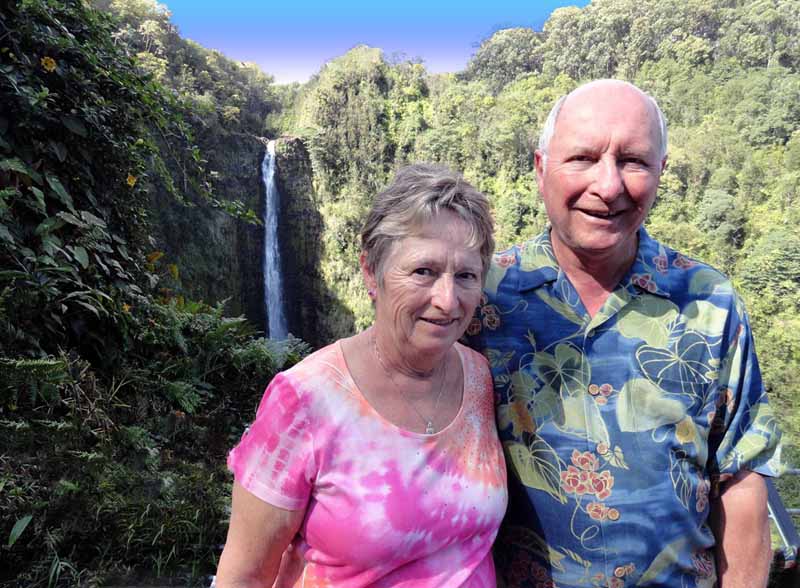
[262,140,288,340]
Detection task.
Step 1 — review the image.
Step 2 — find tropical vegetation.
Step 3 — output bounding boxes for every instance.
[1,0,799,584]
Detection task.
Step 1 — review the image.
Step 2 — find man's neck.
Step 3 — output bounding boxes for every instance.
[550,232,639,318]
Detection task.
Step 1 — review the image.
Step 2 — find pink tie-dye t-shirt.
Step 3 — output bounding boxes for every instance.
[228,341,508,588]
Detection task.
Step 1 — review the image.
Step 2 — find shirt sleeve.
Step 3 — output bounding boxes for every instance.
[710,303,783,479]
[227,373,316,510]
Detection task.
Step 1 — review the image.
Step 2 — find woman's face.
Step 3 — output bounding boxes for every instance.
[364,211,484,360]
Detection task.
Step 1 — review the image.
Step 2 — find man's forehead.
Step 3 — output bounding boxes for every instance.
[561,84,654,121]
[551,84,661,149]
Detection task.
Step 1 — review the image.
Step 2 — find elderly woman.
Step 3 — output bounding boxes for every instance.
[216,164,507,588]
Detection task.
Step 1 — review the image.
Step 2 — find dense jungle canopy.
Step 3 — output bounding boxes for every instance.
[1,0,799,584]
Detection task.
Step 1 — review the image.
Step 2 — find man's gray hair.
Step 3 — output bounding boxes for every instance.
[537,80,668,164]
[361,163,495,284]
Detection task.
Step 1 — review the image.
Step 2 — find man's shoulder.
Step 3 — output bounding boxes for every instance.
[484,231,556,299]
[640,232,740,305]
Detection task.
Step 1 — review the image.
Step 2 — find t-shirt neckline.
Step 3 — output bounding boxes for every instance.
[335,340,468,439]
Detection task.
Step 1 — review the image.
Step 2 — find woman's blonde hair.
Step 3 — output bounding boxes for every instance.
[361,163,495,284]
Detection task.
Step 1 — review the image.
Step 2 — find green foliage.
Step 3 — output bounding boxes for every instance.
[286,0,800,460]
[0,1,310,584]
[97,0,281,136]
[0,0,208,359]
[4,0,800,582]
[0,298,310,585]
[462,28,544,94]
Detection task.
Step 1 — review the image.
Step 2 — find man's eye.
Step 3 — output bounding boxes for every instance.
[458,272,478,281]
[570,155,594,163]
[623,157,648,167]
[413,268,434,276]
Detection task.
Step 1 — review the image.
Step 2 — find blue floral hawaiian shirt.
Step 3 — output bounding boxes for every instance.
[466,228,783,588]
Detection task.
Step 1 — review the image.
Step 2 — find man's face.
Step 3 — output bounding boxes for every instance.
[535,84,666,263]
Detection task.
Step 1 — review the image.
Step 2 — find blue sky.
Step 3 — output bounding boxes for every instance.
[159,0,589,83]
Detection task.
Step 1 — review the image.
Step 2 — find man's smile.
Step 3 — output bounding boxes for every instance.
[576,208,626,219]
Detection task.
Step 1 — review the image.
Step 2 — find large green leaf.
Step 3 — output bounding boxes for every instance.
[70,246,89,269]
[535,289,585,325]
[682,301,729,336]
[688,268,732,297]
[505,438,567,503]
[46,175,76,213]
[616,296,679,347]
[557,395,610,445]
[30,187,46,213]
[519,239,556,272]
[534,343,590,398]
[62,115,88,137]
[0,224,13,243]
[617,378,686,432]
[669,452,694,511]
[510,369,537,401]
[531,384,564,425]
[636,331,713,398]
[637,536,688,585]
[0,157,42,184]
[7,514,33,548]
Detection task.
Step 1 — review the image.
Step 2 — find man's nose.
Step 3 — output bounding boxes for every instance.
[593,158,624,201]
[432,276,458,313]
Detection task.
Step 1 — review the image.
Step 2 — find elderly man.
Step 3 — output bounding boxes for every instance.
[468,80,782,588]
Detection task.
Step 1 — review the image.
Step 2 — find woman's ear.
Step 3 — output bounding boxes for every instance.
[360,251,377,299]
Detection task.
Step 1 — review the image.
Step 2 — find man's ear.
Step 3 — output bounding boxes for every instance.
[534,150,546,197]
[360,251,377,294]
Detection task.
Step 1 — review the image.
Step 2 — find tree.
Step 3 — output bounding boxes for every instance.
[463,28,544,94]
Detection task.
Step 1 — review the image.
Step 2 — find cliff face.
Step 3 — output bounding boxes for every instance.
[274,138,324,346]
[149,134,333,347]
[149,133,265,328]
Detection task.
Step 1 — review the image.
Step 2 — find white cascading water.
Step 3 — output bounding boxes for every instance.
[262,140,288,339]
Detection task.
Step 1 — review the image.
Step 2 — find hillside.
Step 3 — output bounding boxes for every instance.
[1,0,798,584]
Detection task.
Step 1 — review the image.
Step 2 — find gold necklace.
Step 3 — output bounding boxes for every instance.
[371,334,448,434]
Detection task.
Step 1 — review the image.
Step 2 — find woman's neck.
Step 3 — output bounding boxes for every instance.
[370,326,446,379]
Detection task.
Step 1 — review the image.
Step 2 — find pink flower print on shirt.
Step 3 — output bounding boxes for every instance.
[631,273,657,293]
[652,254,668,274]
[673,253,697,269]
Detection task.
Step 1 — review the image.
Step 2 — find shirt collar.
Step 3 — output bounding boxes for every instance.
[516,230,560,292]
[623,227,672,298]
[516,226,672,298]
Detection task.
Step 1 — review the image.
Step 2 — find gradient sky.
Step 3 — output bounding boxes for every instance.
[159,0,589,84]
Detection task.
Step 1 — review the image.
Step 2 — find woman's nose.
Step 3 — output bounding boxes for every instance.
[431,276,458,312]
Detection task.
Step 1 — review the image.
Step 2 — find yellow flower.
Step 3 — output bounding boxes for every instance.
[675,417,696,444]
[122,303,131,313]
[40,56,57,73]
[126,174,137,187]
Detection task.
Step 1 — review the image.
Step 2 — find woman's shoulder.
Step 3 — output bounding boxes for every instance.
[454,341,491,388]
[454,340,489,370]
[272,341,352,399]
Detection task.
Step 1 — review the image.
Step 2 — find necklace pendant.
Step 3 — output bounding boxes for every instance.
[425,421,435,435]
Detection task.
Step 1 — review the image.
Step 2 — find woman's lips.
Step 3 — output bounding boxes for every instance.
[420,317,458,326]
